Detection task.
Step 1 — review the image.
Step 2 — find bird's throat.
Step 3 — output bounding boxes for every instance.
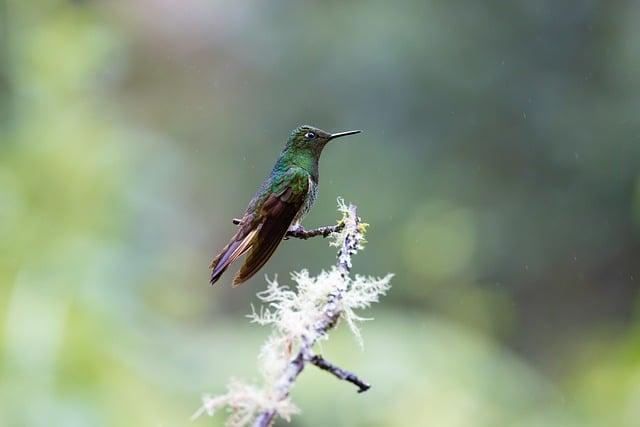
[282,149,320,180]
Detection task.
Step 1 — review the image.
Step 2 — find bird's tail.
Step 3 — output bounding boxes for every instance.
[209,228,258,285]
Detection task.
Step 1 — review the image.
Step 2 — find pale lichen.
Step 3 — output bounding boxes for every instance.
[250,268,392,348]
[191,379,299,426]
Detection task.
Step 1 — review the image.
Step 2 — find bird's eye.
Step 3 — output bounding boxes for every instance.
[305,132,316,140]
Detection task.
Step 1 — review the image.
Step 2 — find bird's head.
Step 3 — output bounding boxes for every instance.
[286,125,361,154]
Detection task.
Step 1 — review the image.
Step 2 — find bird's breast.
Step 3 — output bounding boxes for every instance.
[295,176,318,223]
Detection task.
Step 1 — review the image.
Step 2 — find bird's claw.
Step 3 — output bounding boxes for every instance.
[285,224,305,240]
[289,224,304,233]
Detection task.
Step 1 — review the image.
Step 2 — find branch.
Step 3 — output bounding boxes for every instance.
[195,201,390,427]
[252,203,367,427]
[232,218,345,240]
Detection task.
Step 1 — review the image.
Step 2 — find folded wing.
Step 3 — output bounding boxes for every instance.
[233,168,309,285]
[209,167,309,286]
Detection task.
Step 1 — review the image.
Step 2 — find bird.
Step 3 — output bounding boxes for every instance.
[209,125,361,286]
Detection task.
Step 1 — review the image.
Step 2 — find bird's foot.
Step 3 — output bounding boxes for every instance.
[289,223,305,233]
[284,223,306,240]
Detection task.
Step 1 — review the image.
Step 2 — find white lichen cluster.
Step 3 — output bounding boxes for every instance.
[191,379,299,425]
[193,201,391,427]
[252,268,392,348]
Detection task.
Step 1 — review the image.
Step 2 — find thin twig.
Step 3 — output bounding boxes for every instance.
[252,203,368,427]
[232,218,344,240]
[308,354,370,393]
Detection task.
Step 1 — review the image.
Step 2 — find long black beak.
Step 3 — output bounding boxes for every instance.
[329,130,361,141]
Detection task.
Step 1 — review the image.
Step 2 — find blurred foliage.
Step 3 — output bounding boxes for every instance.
[1,0,640,426]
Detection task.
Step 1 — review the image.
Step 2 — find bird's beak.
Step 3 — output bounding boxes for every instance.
[328,130,362,141]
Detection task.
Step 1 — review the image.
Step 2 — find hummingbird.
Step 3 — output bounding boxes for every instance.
[209,125,361,286]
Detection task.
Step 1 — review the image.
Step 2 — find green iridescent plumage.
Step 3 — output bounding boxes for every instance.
[210,125,361,286]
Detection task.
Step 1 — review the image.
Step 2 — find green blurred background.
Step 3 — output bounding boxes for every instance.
[2,0,640,426]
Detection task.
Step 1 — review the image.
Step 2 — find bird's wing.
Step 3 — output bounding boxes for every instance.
[232,167,310,286]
